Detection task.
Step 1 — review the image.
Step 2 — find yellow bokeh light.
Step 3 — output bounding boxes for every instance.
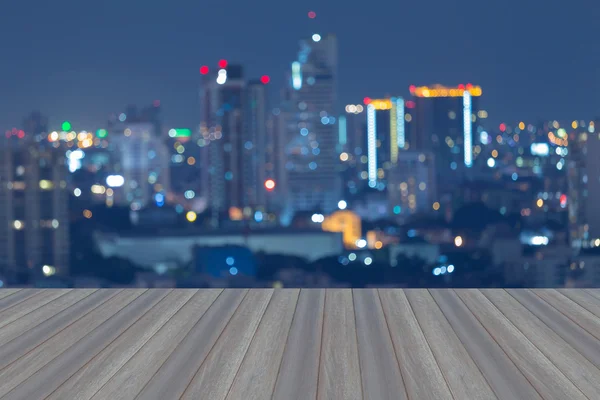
[454,236,463,247]
[186,211,197,222]
[491,150,498,158]
[340,152,349,161]
[518,122,525,130]
[433,202,440,211]
[536,199,544,208]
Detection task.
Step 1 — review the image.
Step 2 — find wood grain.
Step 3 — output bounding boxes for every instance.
[533,289,600,341]
[558,289,600,318]
[429,289,542,400]
[272,289,325,400]
[379,289,453,400]
[483,289,600,399]
[456,289,587,400]
[317,289,363,400]
[226,289,299,400]
[507,289,600,370]
[3,289,169,400]
[0,289,22,301]
[135,289,247,400]
[0,289,145,397]
[0,289,95,348]
[0,289,48,313]
[353,289,407,400]
[406,289,496,400]
[47,290,196,400]
[180,289,273,400]
[90,289,222,400]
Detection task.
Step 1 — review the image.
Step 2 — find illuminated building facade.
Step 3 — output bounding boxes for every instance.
[339,104,366,198]
[284,34,341,215]
[321,210,362,249]
[0,135,70,282]
[109,121,170,209]
[200,63,246,226]
[242,79,269,210]
[568,120,600,247]
[387,151,437,218]
[410,84,482,192]
[363,97,407,188]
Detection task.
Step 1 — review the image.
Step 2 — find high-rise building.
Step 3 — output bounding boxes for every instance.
[109,119,170,209]
[199,63,245,226]
[243,79,269,210]
[284,33,340,215]
[364,97,407,188]
[0,129,69,282]
[568,120,600,248]
[410,84,482,193]
[387,151,437,218]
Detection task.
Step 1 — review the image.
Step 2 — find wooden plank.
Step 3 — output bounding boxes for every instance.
[405,289,496,400]
[456,289,587,400]
[272,289,325,400]
[135,289,247,400]
[533,289,600,341]
[46,290,196,400]
[0,289,120,368]
[3,289,170,400]
[508,289,600,370]
[0,289,96,348]
[0,289,146,397]
[379,289,452,400]
[0,289,46,313]
[226,289,300,400]
[483,289,600,399]
[0,289,22,301]
[0,290,69,330]
[90,290,222,400]
[430,289,542,400]
[317,289,363,400]
[353,289,407,400]
[558,289,600,318]
[180,289,273,400]
[585,289,600,300]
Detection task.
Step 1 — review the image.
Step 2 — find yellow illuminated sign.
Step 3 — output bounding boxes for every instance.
[410,85,482,98]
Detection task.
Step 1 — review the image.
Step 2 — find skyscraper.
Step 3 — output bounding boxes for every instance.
[410,84,482,193]
[284,33,340,215]
[199,63,245,226]
[108,109,170,210]
[0,126,70,282]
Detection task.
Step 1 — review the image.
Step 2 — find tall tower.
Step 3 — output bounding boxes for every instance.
[0,118,70,283]
[284,33,340,215]
[199,62,246,226]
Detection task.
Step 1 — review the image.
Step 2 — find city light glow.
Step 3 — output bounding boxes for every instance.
[367,104,377,187]
[410,84,482,98]
[463,91,472,167]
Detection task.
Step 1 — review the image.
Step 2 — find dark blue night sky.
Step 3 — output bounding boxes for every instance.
[1,0,599,131]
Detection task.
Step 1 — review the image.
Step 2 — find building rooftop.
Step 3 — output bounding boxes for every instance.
[0,288,599,398]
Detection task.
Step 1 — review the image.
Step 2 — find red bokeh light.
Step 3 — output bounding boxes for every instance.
[466,83,473,89]
[405,100,416,109]
[363,97,372,105]
[260,75,270,84]
[499,123,507,132]
[218,59,228,69]
[409,85,416,93]
[200,65,209,75]
[153,100,161,107]
[265,179,276,191]
[17,130,25,139]
[308,11,316,19]
[560,194,567,206]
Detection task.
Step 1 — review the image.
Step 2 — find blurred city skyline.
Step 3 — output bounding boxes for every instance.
[2,0,599,130]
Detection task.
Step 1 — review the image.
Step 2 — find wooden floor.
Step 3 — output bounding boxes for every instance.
[0,289,599,399]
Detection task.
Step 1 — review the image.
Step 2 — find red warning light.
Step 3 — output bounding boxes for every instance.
[265,179,276,191]
[260,75,270,84]
[458,84,465,90]
[200,65,209,75]
[405,100,416,109]
[218,59,228,69]
[466,83,473,90]
[308,11,316,19]
[363,97,372,105]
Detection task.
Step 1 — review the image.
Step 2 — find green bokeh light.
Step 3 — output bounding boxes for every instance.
[61,121,71,131]
[96,129,108,138]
